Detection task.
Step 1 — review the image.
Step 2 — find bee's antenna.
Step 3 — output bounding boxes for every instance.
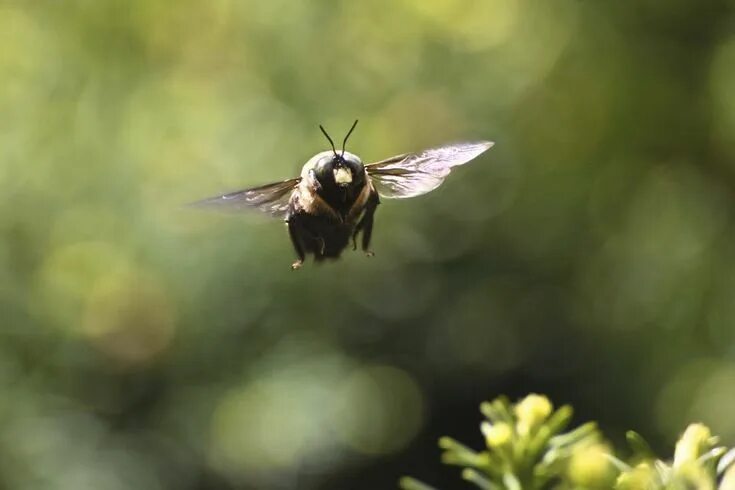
[319,124,338,157]
[341,119,359,157]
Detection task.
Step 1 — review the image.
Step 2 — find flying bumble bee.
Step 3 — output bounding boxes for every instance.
[192,121,493,269]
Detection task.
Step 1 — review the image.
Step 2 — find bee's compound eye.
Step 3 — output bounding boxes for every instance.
[342,153,362,170]
[312,155,335,182]
[312,157,326,173]
[343,156,363,175]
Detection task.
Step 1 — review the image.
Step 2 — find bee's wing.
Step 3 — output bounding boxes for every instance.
[188,177,301,218]
[365,141,494,199]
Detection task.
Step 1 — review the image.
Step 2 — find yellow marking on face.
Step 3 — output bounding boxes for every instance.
[333,167,353,185]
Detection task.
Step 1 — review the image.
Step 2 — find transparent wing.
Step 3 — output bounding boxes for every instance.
[188,178,300,218]
[366,141,494,199]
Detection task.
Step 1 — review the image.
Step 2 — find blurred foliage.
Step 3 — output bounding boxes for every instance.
[1,0,735,489]
[401,394,735,490]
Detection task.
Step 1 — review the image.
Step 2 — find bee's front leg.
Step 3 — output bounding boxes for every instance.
[352,192,380,256]
[286,216,306,270]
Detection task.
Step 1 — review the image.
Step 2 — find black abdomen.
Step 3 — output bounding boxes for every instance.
[288,211,354,260]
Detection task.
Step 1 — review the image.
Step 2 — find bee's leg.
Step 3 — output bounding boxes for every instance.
[352,193,379,256]
[286,217,306,270]
[360,209,376,257]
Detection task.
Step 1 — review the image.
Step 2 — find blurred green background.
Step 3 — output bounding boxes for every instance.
[1,0,735,488]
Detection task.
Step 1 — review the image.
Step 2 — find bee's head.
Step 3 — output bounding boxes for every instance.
[311,151,364,189]
[309,120,364,190]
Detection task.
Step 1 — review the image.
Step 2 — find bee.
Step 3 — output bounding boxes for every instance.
[192,121,493,269]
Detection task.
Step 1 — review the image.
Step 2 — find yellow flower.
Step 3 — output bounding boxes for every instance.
[481,421,512,448]
[514,394,552,436]
[673,462,715,490]
[567,443,614,487]
[673,423,713,468]
[616,463,658,490]
[721,464,735,490]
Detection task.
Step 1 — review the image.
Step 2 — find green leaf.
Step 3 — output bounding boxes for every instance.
[399,477,440,490]
[604,453,632,473]
[439,437,487,468]
[547,422,598,450]
[462,469,498,490]
[626,431,655,459]
[480,397,513,424]
[502,471,522,490]
[547,405,574,431]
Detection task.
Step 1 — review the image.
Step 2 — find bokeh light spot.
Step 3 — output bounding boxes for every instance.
[710,34,735,160]
[400,0,519,51]
[208,351,352,482]
[334,365,425,455]
[688,365,735,442]
[210,382,314,474]
[655,360,735,442]
[34,241,131,331]
[82,267,176,366]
